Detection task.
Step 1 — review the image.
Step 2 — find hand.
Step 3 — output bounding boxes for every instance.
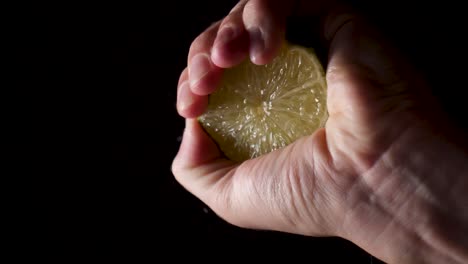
[172,0,468,263]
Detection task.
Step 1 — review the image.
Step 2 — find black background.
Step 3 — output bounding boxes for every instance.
[48,0,467,262]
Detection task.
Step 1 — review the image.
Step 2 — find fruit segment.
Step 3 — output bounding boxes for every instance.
[199,43,328,162]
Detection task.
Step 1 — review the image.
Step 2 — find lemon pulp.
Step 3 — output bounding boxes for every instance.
[199,43,328,162]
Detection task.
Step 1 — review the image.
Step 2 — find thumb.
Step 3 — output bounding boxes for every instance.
[322,5,425,154]
[172,119,235,199]
[323,5,420,118]
[173,120,335,235]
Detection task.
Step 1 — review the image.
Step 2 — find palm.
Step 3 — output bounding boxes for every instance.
[218,40,419,235]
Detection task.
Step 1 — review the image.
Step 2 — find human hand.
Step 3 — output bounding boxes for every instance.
[172,1,468,263]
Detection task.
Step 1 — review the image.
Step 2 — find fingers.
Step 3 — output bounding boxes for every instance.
[177,68,208,118]
[243,0,295,65]
[213,0,295,67]
[182,20,225,117]
[180,0,296,116]
[211,1,249,68]
[188,21,224,96]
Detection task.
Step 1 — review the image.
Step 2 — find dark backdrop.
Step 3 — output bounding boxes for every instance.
[49,0,466,262]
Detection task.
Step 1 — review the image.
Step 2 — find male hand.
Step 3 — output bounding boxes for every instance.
[172,1,468,263]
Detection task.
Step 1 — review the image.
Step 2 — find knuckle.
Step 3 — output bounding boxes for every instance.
[189,35,205,53]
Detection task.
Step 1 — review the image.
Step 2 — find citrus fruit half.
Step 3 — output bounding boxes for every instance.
[199,42,328,162]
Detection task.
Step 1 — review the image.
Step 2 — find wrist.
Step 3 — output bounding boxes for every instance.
[341,121,468,263]
[386,122,468,263]
[373,124,468,263]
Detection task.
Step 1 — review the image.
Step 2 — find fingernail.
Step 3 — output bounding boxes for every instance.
[189,54,211,88]
[215,26,236,47]
[178,81,193,112]
[248,27,264,63]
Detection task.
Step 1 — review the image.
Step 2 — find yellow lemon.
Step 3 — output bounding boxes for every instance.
[199,42,328,162]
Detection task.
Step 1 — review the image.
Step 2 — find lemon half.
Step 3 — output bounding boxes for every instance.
[199,42,328,162]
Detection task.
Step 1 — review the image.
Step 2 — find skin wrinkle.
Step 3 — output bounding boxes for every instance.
[326,65,372,120]
[325,16,354,46]
[307,131,343,233]
[339,165,370,234]
[244,158,268,224]
[269,151,288,227]
[288,136,328,234]
[324,121,358,173]
[283,143,304,230]
[340,164,450,263]
[338,172,398,258]
[387,127,456,209]
[384,202,455,263]
[373,88,415,116]
[328,123,382,174]
[297,143,323,232]
[173,161,234,198]
[328,65,412,129]
[187,159,235,177]
[371,208,447,263]
[210,165,238,219]
[365,207,418,263]
[334,124,444,262]
[234,154,288,231]
[275,143,308,231]
[358,126,464,263]
[326,85,417,173]
[220,162,256,228]
[381,128,468,262]
[366,164,432,259]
